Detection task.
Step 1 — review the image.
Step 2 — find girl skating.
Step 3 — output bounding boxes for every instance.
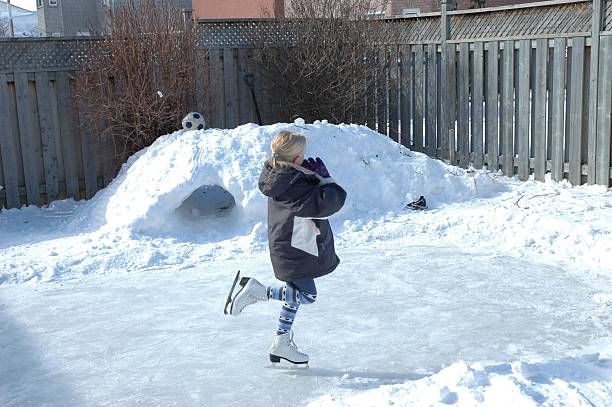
[225,130,347,367]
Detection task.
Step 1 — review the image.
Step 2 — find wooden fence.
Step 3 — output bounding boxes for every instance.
[1,0,611,209]
[0,70,116,208]
[362,33,612,186]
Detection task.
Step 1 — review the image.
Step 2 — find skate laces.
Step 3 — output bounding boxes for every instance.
[287,331,301,353]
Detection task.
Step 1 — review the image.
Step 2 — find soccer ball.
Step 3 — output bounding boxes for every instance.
[182,112,206,131]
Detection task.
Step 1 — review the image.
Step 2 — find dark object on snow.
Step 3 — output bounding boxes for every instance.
[405,196,427,211]
[177,185,235,218]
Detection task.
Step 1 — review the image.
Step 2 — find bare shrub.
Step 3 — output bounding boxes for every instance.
[74,0,200,163]
[250,0,393,125]
[471,0,487,8]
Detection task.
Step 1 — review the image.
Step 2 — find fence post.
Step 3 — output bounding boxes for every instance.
[596,35,612,186]
[587,0,603,184]
[440,0,452,164]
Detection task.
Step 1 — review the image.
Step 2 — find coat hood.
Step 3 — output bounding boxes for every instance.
[258,161,304,198]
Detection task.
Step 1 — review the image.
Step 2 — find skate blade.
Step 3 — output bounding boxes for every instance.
[226,276,252,316]
[223,270,241,315]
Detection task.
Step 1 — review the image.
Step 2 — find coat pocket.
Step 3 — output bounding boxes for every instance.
[291,216,321,256]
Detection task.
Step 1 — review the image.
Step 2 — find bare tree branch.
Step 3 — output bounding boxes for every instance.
[74,0,201,166]
[250,0,393,125]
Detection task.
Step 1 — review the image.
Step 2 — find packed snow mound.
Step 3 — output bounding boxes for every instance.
[311,355,612,407]
[80,120,505,236]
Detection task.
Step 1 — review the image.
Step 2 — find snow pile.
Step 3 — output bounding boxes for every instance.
[1,120,611,284]
[344,177,612,272]
[78,119,503,237]
[311,355,612,407]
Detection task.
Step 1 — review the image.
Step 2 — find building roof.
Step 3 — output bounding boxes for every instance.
[0,0,35,11]
[0,1,33,16]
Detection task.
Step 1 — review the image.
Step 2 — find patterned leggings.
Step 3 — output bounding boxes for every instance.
[267,280,317,335]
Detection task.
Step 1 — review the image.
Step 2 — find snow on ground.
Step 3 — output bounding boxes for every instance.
[1,120,611,406]
[311,355,612,406]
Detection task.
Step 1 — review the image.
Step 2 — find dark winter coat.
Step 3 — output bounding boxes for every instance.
[258,161,347,282]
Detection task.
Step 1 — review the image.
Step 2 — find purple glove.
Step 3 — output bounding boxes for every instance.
[302,157,330,178]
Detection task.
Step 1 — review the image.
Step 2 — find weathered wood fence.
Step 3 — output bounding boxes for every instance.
[0,70,117,208]
[385,0,612,187]
[371,23,612,186]
[1,0,611,209]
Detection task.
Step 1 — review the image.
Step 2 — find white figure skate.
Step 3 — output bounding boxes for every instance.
[225,272,268,316]
[269,331,309,367]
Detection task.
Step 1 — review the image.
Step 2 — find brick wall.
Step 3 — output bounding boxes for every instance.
[193,0,284,19]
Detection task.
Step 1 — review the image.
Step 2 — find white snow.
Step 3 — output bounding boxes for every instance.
[1,120,611,406]
[311,356,612,406]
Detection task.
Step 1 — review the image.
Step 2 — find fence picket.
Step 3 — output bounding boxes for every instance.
[517,39,531,180]
[472,42,484,169]
[56,72,80,199]
[389,46,400,143]
[365,51,376,131]
[551,37,567,181]
[458,42,470,168]
[101,127,115,188]
[14,72,42,206]
[596,35,612,185]
[35,71,60,201]
[569,37,586,185]
[587,0,603,184]
[223,48,238,129]
[77,101,99,199]
[414,45,424,151]
[565,41,572,173]
[426,43,437,154]
[252,49,270,125]
[447,44,457,165]
[49,74,67,190]
[195,49,208,115]
[533,38,548,181]
[501,40,515,177]
[0,74,21,208]
[238,49,254,125]
[485,42,499,172]
[399,45,412,148]
[436,44,443,158]
[209,49,224,128]
[377,47,388,136]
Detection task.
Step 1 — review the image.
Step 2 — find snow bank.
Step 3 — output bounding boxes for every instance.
[311,354,612,407]
[343,177,612,272]
[80,120,504,237]
[1,120,611,283]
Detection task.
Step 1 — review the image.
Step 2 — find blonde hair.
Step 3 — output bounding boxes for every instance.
[270,131,307,167]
